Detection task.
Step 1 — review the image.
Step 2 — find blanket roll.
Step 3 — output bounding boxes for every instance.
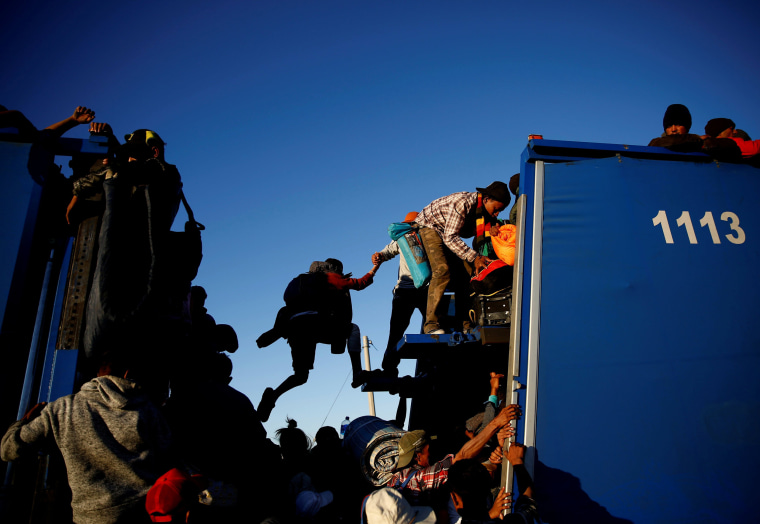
[343,416,405,486]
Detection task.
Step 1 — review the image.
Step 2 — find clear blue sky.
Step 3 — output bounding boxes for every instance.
[3,0,760,440]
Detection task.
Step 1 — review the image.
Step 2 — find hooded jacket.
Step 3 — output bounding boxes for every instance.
[1,376,172,524]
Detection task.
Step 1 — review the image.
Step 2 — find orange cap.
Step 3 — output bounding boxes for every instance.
[403,212,418,223]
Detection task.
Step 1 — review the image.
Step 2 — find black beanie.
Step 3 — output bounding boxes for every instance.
[663,104,692,132]
[704,118,735,138]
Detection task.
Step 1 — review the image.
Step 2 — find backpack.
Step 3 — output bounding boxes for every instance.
[387,222,431,288]
[283,272,329,314]
[163,191,204,321]
[283,271,350,353]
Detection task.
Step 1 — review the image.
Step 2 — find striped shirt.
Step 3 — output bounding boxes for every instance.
[415,192,479,263]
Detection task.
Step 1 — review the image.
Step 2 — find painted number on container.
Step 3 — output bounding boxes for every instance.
[652,210,745,244]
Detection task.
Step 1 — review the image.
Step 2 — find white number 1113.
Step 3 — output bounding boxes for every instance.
[652,210,745,245]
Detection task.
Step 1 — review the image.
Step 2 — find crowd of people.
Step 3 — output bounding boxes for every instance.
[1,102,756,523]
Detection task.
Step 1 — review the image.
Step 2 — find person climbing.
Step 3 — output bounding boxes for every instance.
[257,258,378,422]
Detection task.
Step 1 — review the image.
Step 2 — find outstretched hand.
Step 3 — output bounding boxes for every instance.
[506,441,526,465]
[489,372,503,391]
[89,122,113,135]
[474,255,493,275]
[72,106,95,125]
[495,404,522,426]
[489,444,503,465]
[496,425,515,447]
[488,487,513,520]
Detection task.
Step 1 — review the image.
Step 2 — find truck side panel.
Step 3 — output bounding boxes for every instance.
[520,153,760,522]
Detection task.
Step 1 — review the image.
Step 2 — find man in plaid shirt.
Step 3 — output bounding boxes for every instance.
[387,405,519,505]
[414,182,510,334]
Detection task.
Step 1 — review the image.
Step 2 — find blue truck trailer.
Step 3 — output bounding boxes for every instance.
[507,139,760,522]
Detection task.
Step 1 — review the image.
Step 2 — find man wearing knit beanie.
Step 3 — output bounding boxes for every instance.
[704,118,736,138]
[663,103,692,135]
[648,104,703,151]
[697,118,743,162]
[704,118,760,159]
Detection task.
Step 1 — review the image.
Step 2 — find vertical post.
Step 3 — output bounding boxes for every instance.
[362,335,376,416]
[524,160,545,477]
[501,193,528,501]
[17,247,56,419]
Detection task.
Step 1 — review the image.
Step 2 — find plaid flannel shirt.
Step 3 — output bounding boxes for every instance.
[387,454,455,505]
[415,192,479,263]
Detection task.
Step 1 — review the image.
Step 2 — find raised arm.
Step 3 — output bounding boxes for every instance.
[454,405,521,463]
[44,106,95,137]
[326,266,380,291]
[506,442,533,498]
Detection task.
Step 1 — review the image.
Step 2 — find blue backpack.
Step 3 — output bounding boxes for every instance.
[388,223,432,288]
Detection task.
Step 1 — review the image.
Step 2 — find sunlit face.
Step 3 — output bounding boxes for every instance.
[665,124,688,136]
[415,444,431,468]
[483,197,507,218]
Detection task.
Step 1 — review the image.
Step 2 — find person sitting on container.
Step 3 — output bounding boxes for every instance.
[647,104,703,152]
[702,118,760,159]
[387,405,520,506]
[699,118,744,162]
[257,259,379,422]
[414,182,509,335]
[447,443,538,524]
[734,129,752,141]
[369,211,428,378]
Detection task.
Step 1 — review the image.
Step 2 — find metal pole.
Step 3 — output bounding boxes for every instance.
[362,336,376,416]
[16,247,56,420]
[5,245,56,491]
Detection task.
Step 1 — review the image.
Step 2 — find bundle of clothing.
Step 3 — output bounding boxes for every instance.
[342,416,406,486]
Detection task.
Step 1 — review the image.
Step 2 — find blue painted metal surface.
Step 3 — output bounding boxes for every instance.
[515,141,760,523]
[0,133,109,454]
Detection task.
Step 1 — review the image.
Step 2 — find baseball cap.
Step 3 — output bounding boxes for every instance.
[403,212,419,223]
[396,430,427,470]
[145,468,205,523]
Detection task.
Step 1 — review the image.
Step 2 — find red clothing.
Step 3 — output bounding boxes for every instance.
[730,137,760,158]
[325,271,374,292]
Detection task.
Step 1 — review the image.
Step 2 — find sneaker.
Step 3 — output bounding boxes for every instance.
[257,387,276,422]
[256,329,280,348]
[425,328,445,335]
